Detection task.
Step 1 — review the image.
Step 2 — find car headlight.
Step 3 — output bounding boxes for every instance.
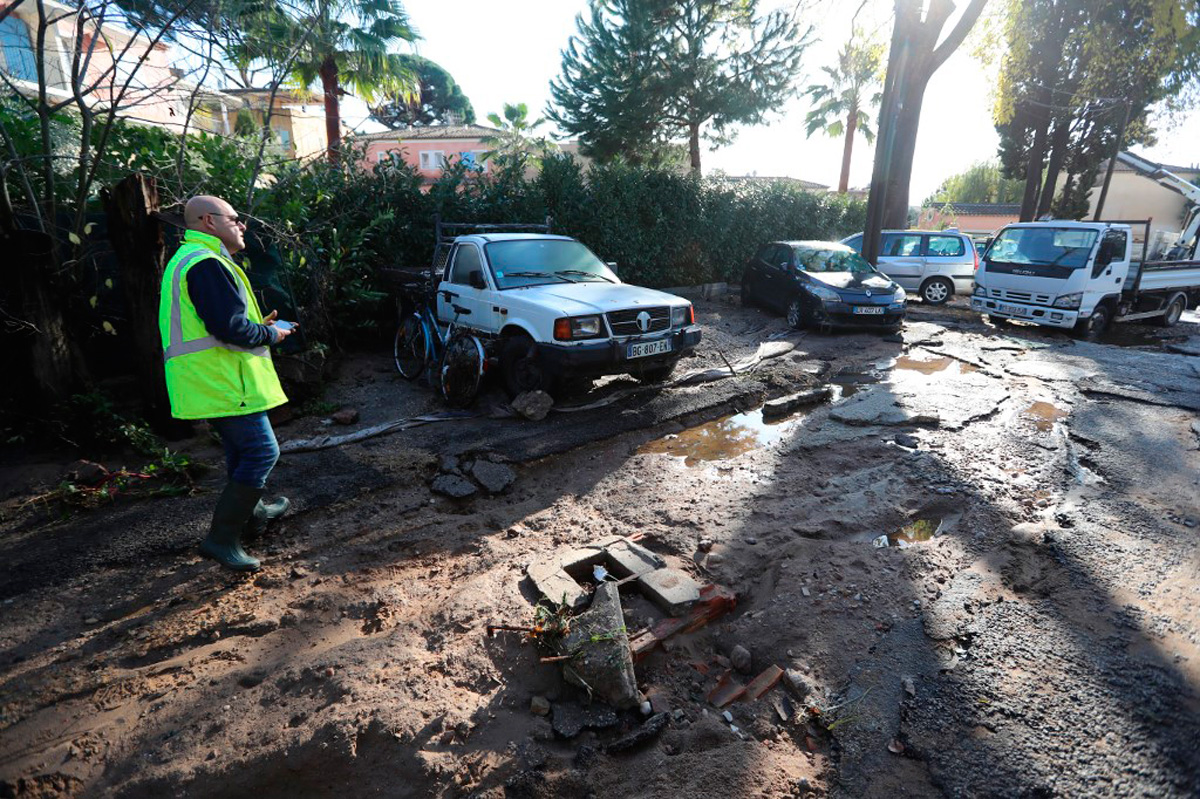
[1052,293,1082,309]
[892,286,907,303]
[553,315,603,340]
[973,284,987,297]
[671,304,694,327]
[809,284,841,302]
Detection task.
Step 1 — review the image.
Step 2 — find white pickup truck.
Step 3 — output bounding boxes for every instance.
[429,230,701,395]
[970,220,1200,338]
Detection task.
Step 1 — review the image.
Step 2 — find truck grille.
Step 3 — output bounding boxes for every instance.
[607,306,670,336]
[990,288,1052,304]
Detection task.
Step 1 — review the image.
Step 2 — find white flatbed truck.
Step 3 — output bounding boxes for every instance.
[970,219,1200,338]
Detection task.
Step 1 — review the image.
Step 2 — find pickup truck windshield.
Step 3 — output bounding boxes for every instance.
[486,240,619,288]
[987,228,1098,269]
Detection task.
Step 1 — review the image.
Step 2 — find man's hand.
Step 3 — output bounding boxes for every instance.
[265,310,297,341]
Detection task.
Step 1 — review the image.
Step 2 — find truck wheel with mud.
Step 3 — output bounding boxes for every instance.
[1157,293,1186,327]
[501,333,553,397]
[636,360,678,384]
[786,297,806,328]
[920,277,953,305]
[1075,303,1111,341]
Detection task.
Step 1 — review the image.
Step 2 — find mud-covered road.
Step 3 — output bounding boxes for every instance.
[2,294,1199,798]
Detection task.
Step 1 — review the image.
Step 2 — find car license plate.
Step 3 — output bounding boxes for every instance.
[852,306,884,315]
[628,339,672,359]
[997,303,1028,316]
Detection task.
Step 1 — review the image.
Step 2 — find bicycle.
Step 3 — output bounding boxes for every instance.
[393,278,487,408]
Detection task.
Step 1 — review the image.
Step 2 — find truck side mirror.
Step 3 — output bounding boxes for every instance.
[468,270,486,290]
[606,261,619,275]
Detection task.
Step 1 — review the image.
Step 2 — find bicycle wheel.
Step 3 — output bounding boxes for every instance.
[438,333,485,408]
[393,315,428,380]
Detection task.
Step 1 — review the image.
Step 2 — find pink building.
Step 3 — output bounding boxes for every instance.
[353,125,502,187]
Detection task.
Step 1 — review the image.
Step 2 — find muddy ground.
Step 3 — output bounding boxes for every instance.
[2,293,1200,798]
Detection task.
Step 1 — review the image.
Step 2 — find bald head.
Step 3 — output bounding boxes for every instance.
[185,195,245,254]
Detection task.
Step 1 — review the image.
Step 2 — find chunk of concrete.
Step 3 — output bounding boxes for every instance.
[762,386,832,420]
[559,582,639,709]
[605,539,665,578]
[527,560,588,610]
[472,460,516,494]
[637,567,701,616]
[430,474,477,499]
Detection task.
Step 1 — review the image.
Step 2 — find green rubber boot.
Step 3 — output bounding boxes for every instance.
[245,495,290,540]
[199,482,263,572]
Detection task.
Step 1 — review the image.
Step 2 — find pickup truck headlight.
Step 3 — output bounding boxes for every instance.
[809,284,841,302]
[1052,293,1083,309]
[973,284,987,297]
[553,315,603,340]
[671,305,694,327]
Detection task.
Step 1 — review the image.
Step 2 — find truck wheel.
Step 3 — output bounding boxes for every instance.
[636,360,677,384]
[786,297,806,329]
[1075,304,1111,341]
[920,277,953,305]
[501,333,553,397]
[1157,294,1186,327]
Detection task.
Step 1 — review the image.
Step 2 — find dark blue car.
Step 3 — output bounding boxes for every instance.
[741,240,907,331]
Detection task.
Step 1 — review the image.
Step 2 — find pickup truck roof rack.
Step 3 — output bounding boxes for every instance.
[433,213,553,246]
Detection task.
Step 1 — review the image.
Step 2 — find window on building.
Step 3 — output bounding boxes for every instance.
[0,16,38,83]
[419,150,446,171]
[273,127,292,150]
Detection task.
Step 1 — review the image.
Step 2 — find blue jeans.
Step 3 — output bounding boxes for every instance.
[208,412,279,489]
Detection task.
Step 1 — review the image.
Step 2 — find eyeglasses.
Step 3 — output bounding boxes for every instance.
[207,212,245,225]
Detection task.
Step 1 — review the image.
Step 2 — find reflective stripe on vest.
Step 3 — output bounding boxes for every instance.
[163,250,270,362]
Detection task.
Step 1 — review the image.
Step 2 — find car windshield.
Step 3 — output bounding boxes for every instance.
[795,246,877,275]
[987,228,1098,268]
[485,239,619,288]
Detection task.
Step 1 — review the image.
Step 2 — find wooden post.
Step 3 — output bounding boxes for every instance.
[101,174,183,435]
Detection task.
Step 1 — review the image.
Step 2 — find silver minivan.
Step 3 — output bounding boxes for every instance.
[840,230,978,304]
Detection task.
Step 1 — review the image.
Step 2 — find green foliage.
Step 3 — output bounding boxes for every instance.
[369,55,476,128]
[481,103,556,171]
[804,31,884,144]
[548,0,812,171]
[924,160,1025,205]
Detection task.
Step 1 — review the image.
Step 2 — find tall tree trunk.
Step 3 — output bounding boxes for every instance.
[838,108,857,194]
[9,230,77,408]
[319,55,342,164]
[1037,116,1072,217]
[882,77,930,228]
[1020,103,1050,222]
[101,174,186,436]
[688,122,701,174]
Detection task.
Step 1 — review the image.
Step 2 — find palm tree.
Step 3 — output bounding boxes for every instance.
[282,0,419,163]
[804,32,884,193]
[481,103,556,169]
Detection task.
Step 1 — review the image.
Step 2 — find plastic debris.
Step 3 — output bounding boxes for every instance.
[872,534,890,548]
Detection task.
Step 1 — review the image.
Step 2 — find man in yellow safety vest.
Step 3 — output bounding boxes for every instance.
[159,195,295,572]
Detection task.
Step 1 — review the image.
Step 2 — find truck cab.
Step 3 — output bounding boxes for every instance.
[971,220,1200,337]
[971,222,1131,332]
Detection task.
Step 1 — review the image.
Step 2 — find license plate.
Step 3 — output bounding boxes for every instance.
[628,338,672,359]
[852,306,884,315]
[997,303,1028,316]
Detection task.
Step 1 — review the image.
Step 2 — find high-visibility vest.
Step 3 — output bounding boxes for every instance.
[158,230,288,420]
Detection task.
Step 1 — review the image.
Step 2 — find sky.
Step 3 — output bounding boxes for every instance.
[337,0,1200,204]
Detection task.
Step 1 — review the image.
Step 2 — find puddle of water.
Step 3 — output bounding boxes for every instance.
[889,518,939,546]
[1024,401,1067,432]
[830,371,882,399]
[640,408,791,467]
[894,355,980,376]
